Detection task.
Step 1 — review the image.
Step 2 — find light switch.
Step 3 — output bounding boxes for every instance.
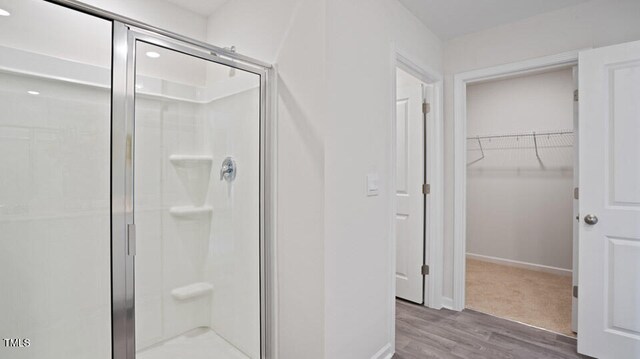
[366,173,380,196]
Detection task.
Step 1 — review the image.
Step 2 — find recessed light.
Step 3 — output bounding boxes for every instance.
[135,83,144,89]
[27,91,40,95]
[0,8,10,17]
[145,51,160,59]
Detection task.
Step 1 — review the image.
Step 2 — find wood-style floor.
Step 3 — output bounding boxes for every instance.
[394,300,591,359]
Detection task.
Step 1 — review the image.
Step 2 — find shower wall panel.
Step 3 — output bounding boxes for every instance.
[0,55,111,359]
[133,54,261,358]
[205,88,261,359]
[135,96,213,350]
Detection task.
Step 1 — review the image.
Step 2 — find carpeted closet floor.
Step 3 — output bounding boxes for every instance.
[465,258,574,337]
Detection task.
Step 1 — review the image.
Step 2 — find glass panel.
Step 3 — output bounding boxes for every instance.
[133,41,261,359]
[0,1,112,358]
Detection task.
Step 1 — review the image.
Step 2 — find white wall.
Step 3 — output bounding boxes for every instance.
[207,1,443,358]
[466,68,574,270]
[205,0,302,63]
[442,0,640,301]
[269,2,327,357]
[324,0,441,358]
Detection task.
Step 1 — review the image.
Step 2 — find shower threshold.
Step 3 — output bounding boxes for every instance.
[137,327,250,359]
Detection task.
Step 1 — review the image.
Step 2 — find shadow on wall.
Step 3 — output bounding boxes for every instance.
[277,76,323,173]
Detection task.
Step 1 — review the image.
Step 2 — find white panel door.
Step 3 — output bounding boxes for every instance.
[578,40,640,358]
[395,68,425,304]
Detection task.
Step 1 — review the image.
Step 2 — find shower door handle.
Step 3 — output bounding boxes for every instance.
[127,223,136,256]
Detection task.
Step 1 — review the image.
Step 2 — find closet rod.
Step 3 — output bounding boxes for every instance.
[466,130,573,140]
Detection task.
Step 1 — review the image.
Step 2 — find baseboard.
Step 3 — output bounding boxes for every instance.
[371,343,393,359]
[466,253,572,277]
[441,296,454,310]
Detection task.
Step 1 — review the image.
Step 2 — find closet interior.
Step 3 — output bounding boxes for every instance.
[465,67,577,336]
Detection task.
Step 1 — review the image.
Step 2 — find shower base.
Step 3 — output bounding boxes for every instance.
[137,327,249,359]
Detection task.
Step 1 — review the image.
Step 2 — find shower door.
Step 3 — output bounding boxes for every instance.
[0,1,112,358]
[112,23,266,359]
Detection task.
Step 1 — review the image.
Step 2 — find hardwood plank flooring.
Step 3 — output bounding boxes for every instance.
[394,300,592,359]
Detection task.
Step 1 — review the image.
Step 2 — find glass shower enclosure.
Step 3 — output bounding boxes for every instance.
[0,1,270,359]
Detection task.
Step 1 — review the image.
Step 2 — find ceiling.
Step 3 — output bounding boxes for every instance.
[164,0,229,16]
[398,0,589,40]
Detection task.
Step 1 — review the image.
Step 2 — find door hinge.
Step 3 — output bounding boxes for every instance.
[421,265,429,276]
[422,102,431,114]
[127,223,136,256]
[574,187,579,200]
[573,285,578,298]
[422,183,431,195]
[573,89,579,102]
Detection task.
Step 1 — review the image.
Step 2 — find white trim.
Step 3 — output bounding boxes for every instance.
[441,296,454,310]
[570,65,579,333]
[466,253,573,277]
[371,343,394,359]
[430,77,444,310]
[396,51,443,82]
[269,65,280,359]
[452,50,580,311]
[388,48,398,356]
[389,45,445,354]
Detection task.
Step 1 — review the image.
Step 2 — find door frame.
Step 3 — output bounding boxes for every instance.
[389,48,444,347]
[451,50,580,311]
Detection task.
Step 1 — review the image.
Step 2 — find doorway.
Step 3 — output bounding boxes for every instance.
[395,67,429,304]
[464,67,577,336]
[392,55,444,355]
[451,53,580,338]
[391,54,443,312]
[453,44,640,358]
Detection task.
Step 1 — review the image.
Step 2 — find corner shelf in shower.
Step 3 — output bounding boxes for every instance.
[169,155,213,168]
[169,205,213,219]
[171,282,213,301]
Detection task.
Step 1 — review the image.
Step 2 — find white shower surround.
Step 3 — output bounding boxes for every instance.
[133,54,261,357]
[0,44,261,358]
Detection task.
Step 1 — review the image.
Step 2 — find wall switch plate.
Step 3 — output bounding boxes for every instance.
[366,173,380,196]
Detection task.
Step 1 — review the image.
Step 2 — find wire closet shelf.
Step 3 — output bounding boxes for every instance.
[466,130,574,166]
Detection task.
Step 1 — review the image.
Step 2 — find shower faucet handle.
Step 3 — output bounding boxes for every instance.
[220,157,236,181]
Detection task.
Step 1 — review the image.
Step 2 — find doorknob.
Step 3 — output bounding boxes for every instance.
[584,214,599,225]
